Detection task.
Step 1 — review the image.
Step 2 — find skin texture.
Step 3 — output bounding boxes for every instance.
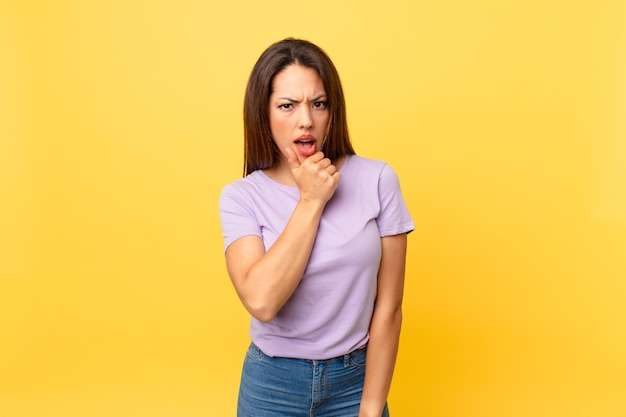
[225,62,406,417]
[266,64,335,186]
[358,233,407,417]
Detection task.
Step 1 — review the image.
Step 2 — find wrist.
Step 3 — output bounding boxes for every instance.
[358,400,385,417]
[297,196,327,212]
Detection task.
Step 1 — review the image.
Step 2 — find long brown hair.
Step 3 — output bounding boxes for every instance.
[243,38,355,176]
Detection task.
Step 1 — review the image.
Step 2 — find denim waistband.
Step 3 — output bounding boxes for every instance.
[250,341,367,365]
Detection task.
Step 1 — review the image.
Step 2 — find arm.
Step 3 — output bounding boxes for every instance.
[359,233,408,417]
[225,149,341,322]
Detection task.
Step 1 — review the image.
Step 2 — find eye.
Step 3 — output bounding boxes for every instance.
[313,101,328,109]
[278,103,293,110]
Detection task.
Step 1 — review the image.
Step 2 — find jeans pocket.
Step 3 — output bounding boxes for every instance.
[246,342,264,360]
[348,347,367,367]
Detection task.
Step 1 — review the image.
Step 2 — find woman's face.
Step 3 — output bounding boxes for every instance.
[269,64,330,162]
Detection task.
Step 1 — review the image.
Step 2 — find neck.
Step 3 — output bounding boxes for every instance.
[263,160,297,187]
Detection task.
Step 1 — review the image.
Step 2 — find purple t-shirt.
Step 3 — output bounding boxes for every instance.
[219,155,414,359]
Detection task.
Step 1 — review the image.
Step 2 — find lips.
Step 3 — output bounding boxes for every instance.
[293,135,317,157]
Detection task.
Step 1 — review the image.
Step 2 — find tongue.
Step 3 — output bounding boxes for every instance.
[294,141,316,157]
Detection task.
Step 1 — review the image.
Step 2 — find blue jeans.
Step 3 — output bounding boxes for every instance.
[237,342,390,417]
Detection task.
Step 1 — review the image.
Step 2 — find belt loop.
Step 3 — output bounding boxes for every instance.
[343,353,350,367]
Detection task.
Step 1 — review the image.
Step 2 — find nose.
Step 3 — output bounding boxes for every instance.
[299,106,313,129]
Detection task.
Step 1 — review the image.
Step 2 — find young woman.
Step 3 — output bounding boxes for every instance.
[219,38,414,417]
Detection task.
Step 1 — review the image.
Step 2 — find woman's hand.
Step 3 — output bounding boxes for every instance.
[285,147,341,205]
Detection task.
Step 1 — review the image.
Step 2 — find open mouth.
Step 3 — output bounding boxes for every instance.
[294,136,317,157]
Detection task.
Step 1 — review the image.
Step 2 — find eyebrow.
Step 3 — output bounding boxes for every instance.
[277,94,327,103]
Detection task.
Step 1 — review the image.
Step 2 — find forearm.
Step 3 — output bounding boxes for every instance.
[358,306,402,417]
[235,198,325,321]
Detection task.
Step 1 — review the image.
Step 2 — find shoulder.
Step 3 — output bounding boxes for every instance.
[222,171,268,192]
[344,155,399,182]
[219,171,266,207]
[345,155,386,170]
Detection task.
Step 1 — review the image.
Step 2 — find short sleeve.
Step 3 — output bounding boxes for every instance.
[376,164,414,237]
[219,183,262,252]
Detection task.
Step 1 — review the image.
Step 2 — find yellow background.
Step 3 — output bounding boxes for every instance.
[1,0,625,416]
